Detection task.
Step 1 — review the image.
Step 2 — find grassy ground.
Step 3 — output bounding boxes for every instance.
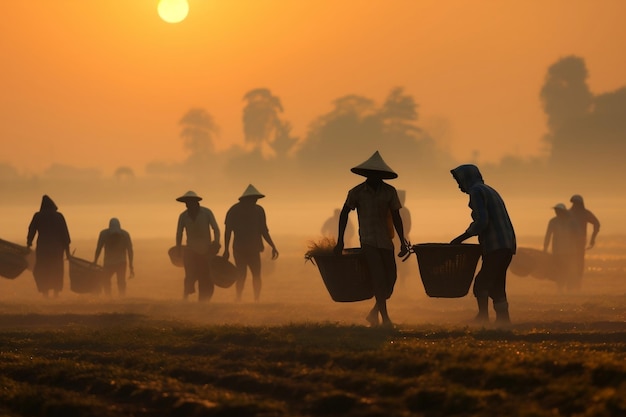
[1,301,626,417]
[1,235,625,416]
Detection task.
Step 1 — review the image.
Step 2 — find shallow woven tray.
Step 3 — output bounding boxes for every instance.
[68,255,105,294]
[0,238,30,279]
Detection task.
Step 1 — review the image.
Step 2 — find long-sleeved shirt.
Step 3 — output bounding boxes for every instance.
[451,164,516,254]
[95,218,133,267]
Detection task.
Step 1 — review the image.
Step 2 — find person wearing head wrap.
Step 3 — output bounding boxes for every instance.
[543,203,576,290]
[450,164,516,325]
[334,151,410,328]
[223,184,278,302]
[26,195,71,298]
[568,194,600,289]
[175,191,220,302]
[94,217,134,297]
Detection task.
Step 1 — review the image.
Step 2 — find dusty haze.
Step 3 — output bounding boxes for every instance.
[1,234,625,329]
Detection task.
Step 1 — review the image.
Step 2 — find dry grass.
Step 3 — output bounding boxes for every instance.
[1,235,625,416]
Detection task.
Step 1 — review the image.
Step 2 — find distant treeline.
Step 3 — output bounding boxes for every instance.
[2,55,624,204]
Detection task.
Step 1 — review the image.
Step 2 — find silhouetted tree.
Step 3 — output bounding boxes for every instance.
[540,55,626,179]
[114,166,134,181]
[242,88,283,157]
[296,89,453,184]
[271,121,298,157]
[540,56,593,133]
[297,94,380,174]
[540,56,593,166]
[179,108,219,158]
[379,87,421,139]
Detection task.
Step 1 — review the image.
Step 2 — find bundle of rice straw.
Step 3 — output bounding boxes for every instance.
[304,237,337,262]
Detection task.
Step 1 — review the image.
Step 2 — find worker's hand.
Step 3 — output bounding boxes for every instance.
[587,240,595,250]
[397,242,410,258]
[333,240,344,256]
[129,267,135,279]
[222,249,230,260]
[271,247,279,260]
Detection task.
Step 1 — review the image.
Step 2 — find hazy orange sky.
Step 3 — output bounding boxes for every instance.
[2,1,625,175]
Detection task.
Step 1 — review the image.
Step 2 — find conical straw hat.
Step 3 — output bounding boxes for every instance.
[176,190,202,202]
[239,184,265,200]
[351,151,398,179]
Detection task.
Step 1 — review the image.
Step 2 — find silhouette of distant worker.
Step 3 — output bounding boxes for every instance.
[94,218,134,297]
[568,194,600,289]
[175,191,220,302]
[334,151,410,328]
[450,164,516,325]
[26,195,71,298]
[543,203,576,290]
[321,208,355,247]
[223,184,279,302]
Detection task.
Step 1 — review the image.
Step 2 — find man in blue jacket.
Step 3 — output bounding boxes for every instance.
[450,164,516,325]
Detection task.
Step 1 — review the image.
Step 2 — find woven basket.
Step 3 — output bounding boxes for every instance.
[413,243,482,298]
[311,248,374,302]
[509,247,557,281]
[209,256,238,288]
[168,246,185,267]
[168,243,221,268]
[0,238,30,279]
[68,255,105,294]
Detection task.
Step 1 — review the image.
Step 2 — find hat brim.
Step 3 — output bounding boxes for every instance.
[176,196,202,202]
[351,168,398,179]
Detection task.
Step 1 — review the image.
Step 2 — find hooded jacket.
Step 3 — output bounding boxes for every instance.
[27,195,71,250]
[95,218,133,266]
[451,164,516,254]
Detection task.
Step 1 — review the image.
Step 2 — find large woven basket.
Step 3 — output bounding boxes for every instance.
[209,256,238,288]
[68,255,105,294]
[311,248,374,302]
[168,243,221,268]
[412,243,482,298]
[509,247,557,281]
[0,238,30,279]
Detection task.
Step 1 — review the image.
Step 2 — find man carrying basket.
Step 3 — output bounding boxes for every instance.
[450,164,516,325]
[334,151,410,328]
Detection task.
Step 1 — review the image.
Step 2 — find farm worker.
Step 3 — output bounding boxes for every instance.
[27,195,71,298]
[175,191,220,302]
[568,194,600,290]
[450,164,516,325]
[334,151,410,328]
[222,184,279,302]
[94,217,134,297]
[542,203,576,290]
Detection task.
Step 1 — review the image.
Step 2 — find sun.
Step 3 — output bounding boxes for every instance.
[157,0,189,24]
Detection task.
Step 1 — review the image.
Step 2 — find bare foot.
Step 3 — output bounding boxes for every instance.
[366,310,380,327]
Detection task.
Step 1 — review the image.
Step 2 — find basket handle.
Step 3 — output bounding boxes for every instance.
[399,242,414,262]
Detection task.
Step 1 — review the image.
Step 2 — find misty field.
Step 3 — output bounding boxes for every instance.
[1,235,626,416]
